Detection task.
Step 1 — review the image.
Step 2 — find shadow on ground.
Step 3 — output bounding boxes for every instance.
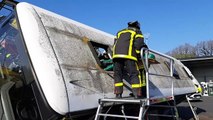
[178,106,206,120]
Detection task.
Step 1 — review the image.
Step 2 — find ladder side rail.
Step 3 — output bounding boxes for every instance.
[94,101,103,120]
[138,100,147,120]
[138,107,143,120]
[170,59,174,97]
[171,93,180,120]
[186,95,199,120]
[141,48,150,105]
[169,55,180,120]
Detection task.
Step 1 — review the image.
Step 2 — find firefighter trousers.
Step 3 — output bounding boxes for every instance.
[113,58,142,96]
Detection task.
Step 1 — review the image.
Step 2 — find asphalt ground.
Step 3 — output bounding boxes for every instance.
[178,96,213,120]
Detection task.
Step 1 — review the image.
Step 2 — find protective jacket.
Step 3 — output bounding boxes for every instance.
[112,27,146,61]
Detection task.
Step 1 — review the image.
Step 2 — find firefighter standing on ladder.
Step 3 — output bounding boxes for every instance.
[112,21,148,99]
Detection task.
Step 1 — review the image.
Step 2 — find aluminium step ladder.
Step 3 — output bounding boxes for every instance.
[94,97,147,120]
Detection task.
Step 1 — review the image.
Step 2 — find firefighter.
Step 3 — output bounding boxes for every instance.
[113,21,147,99]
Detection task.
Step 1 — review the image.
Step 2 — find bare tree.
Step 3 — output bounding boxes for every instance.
[167,43,196,59]
[167,40,213,58]
[195,40,213,56]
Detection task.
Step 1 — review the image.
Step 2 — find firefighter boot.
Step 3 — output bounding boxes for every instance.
[132,88,142,99]
[114,86,123,99]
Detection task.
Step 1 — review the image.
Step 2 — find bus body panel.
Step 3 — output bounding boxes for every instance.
[11,2,198,117]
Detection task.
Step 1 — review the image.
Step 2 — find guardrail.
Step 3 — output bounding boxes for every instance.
[140,48,176,105]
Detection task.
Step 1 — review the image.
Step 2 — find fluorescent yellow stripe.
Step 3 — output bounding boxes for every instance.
[128,31,136,57]
[135,34,144,38]
[115,82,123,87]
[135,34,143,54]
[136,62,139,70]
[113,31,124,58]
[131,62,143,88]
[137,62,143,87]
[113,54,137,61]
[113,41,117,57]
[197,87,202,93]
[140,68,146,86]
[6,54,11,58]
[138,73,143,87]
[142,77,146,86]
[138,65,144,70]
[132,84,141,88]
[132,82,145,87]
[117,30,136,38]
[136,50,140,54]
[117,31,123,38]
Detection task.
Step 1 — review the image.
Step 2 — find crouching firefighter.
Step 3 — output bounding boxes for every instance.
[112,21,148,99]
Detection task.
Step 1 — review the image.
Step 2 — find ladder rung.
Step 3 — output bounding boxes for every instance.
[100,98,147,104]
[148,114,177,118]
[98,113,139,119]
[149,105,176,108]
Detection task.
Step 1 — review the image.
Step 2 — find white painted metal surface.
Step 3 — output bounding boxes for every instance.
[16,3,69,114]
[15,2,197,115]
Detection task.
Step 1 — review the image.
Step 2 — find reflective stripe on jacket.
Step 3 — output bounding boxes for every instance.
[112,28,144,61]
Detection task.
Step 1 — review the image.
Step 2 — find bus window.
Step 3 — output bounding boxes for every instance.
[0,14,22,86]
[88,41,113,71]
[0,11,41,119]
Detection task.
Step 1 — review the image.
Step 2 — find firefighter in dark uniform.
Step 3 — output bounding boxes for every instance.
[113,21,147,99]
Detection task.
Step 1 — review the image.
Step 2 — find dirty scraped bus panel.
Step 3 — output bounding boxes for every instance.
[147,51,196,98]
[0,2,197,120]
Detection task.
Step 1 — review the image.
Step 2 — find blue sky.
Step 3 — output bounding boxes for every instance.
[17,0,213,53]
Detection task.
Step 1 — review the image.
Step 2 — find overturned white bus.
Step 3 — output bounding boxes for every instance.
[0,0,199,120]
